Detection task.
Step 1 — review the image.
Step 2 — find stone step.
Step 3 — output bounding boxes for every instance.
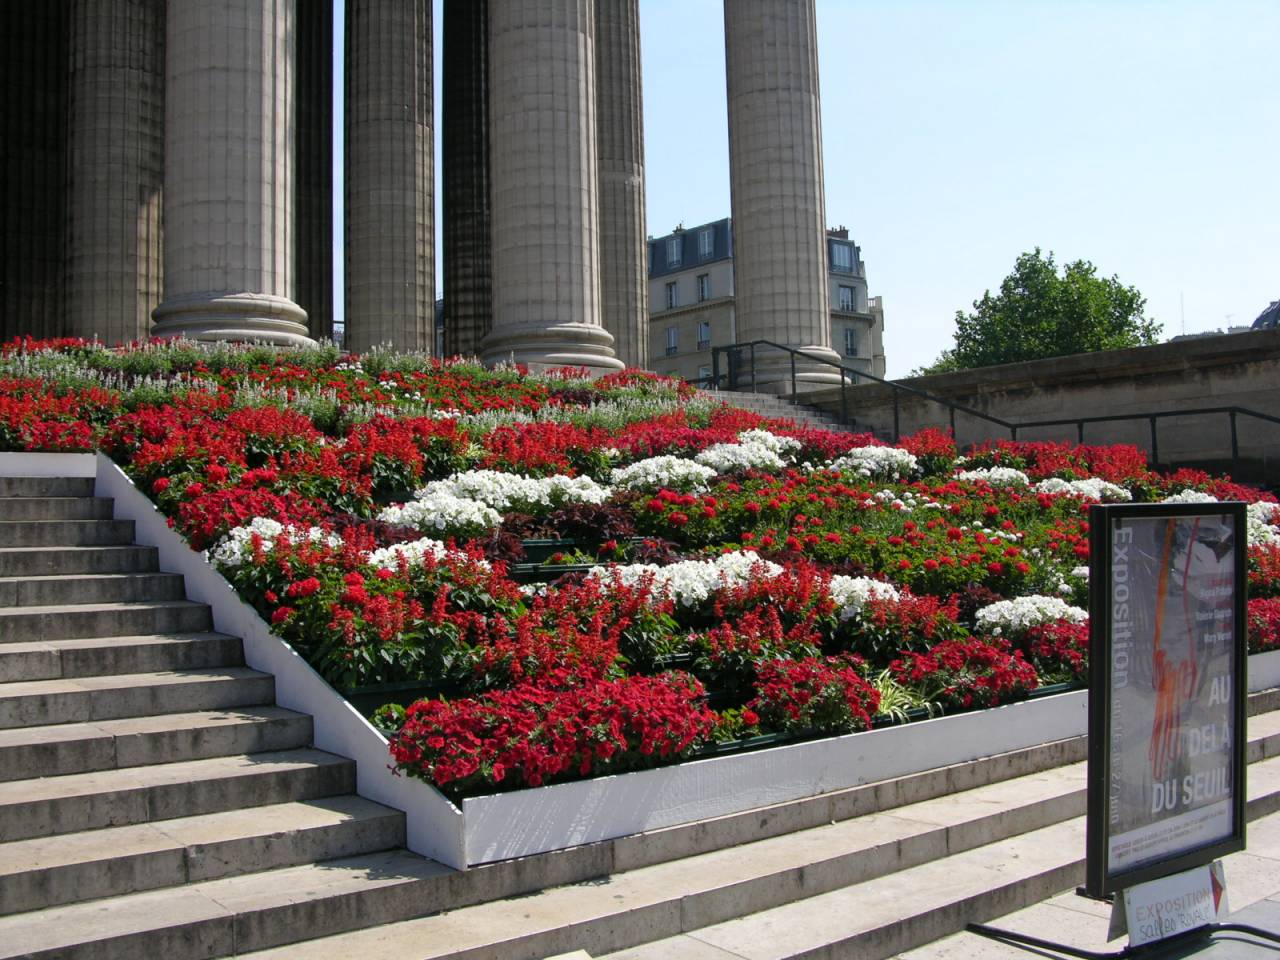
[0,666,274,730]
[0,747,354,843]
[234,753,1280,960]
[0,599,213,643]
[0,496,114,521]
[0,631,244,684]
[0,795,406,914]
[0,571,186,608]
[0,476,95,498]
[0,705,313,782]
[0,518,135,547]
[0,544,159,577]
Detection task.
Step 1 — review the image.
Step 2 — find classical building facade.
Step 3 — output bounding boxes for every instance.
[2,0,839,378]
[648,219,887,385]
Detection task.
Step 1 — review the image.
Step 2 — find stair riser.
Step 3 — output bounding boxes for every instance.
[0,520,135,548]
[0,604,212,643]
[0,713,313,782]
[0,477,95,498]
[0,812,405,914]
[0,498,114,521]
[0,574,186,608]
[0,675,274,730]
[0,760,355,843]
[0,634,245,683]
[0,546,158,577]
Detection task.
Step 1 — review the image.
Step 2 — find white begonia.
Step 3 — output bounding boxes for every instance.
[736,429,803,457]
[974,596,1088,636]
[364,536,491,572]
[377,490,501,537]
[694,439,787,473]
[955,466,1031,487]
[610,455,717,492]
[587,550,784,608]
[210,518,342,569]
[1161,489,1219,505]
[1162,491,1280,547]
[417,469,610,514]
[827,446,919,481]
[1034,477,1132,502]
[827,575,901,621]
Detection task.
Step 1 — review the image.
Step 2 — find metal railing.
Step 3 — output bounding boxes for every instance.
[708,339,1280,474]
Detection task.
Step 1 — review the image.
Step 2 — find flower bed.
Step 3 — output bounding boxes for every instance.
[4,337,1279,805]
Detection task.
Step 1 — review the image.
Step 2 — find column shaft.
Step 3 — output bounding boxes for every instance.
[482,0,622,374]
[65,0,165,344]
[725,0,839,387]
[344,0,433,354]
[153,0,311,345]
[442,0,492,359]
[594,0,648,370]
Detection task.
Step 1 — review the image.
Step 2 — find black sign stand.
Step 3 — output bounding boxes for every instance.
[967,502,1277,957]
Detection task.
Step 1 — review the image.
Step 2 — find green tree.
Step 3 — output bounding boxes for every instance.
[921,249,1162,373]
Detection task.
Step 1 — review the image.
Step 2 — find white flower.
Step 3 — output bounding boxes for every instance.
[1247,501,1280,547]
[956,466,1031,487]
[1034,477,1132,502]
[610,455,717,492]
[827,575,901,620]
[377,491,501,537]
[974,596,1088,636]
[587,550,783,607]
[1161,489,1219,505]
[210,519,341,569]
[417,470,610,514]
[363,536,491,572]
[694,439,787,473]
[827,446,919,481]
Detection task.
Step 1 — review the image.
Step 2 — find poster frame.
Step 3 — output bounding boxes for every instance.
[1085,501,1248,899]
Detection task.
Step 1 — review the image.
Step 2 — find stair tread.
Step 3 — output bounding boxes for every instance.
[0,665,269,699]
[0,599,207,617]
[0,747,347,809]
[0,630,236,655]
[228,750,1280,959]
[0,704,307,751]
[0,795,402,880]
[0,572,179,586]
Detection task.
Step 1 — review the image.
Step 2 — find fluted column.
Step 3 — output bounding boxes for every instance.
[65,0,165,344]
[0,3,68,341]
[344,0,433,354]
[724,0,840,388]
[482,0,623,374]
[296,0,334,342]
[594,0,648,370]
[152,0,312,345]
[442,0,492,360]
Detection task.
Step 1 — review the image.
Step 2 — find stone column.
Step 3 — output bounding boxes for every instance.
[344,0,433,354]
[482,0,623,374]
[442,0,492,359]
[594,0,648,370]
[295,0,334,342]
[65,0,165,345]
[0,3,69,341]
[724,0,840,389]
[152,0,312,345]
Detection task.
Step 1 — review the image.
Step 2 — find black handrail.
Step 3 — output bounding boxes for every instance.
[709,339,1280,473]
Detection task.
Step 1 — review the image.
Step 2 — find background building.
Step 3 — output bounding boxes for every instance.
[647,218,886,384]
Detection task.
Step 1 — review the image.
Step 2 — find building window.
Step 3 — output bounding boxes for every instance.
[831,242,853,272]
[665,281,678,310]
[697,274,711,302]
[697,319,711,350]
[666,325,679,356]
[666,236,683,267]
[838,285,855,311]
[843,327,859,357]
[698,228,714,259]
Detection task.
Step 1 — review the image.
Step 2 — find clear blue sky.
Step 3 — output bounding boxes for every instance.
[333,1,1280,377]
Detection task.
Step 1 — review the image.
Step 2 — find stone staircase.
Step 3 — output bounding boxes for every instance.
[3,473,1280,960]
[698,389,866,436]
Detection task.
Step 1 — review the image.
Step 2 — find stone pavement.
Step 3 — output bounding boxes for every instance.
[894,809,1280,959]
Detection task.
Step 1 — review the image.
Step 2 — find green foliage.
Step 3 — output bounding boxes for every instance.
[922,249,1161,373]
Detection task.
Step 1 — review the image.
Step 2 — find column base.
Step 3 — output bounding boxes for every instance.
[480,322,625,376]
[151,292,314,347]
